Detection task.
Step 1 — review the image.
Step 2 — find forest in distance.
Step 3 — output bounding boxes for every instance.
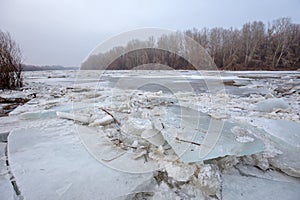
[82,18,300,71]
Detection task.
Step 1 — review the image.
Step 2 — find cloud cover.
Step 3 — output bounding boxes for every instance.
[1,0,300,67]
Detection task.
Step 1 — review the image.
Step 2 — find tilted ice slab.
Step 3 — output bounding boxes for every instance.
[155,106,265,163]
[222,170,300,200]
[250,118,300,148]
[8,123,153,200]
[249,118,300,177]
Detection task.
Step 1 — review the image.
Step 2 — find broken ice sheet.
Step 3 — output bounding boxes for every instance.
[158,105,265,163]
[249,118,300,177]
[17,102,93,120]
[8,126,154,199]
[250,118,300,148]
[77,125,160,173]
[222,167,300,200]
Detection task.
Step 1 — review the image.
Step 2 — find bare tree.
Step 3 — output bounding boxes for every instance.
[81,17,300,71]
[0,30,23,89]
[268,18,292,69]
[240,21,265,67]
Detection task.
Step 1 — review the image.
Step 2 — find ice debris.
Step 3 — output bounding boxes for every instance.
[196,164,221,196]
[165,163,197,182]
[151,182,180,200]
[88,115,114,126]
[121,118,152,136]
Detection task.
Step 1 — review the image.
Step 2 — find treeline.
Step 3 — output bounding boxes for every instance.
[21,64,77,71]
[81,18,300,70]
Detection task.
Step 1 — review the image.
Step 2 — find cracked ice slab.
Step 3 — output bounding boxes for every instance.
[8,124,153,200]
[222,170,300,200]
[0,143,16,200]
[157,106,265,163]
[250,118,300,177]
[250,118,300,148]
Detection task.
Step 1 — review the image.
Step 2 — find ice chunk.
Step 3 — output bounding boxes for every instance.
[222,171,300,200]
[252,98,289,112]
[89,115,114,126]
[250,118,300,177]
[159,105,264,163]
[241,143,282,171]
[56,111,91,124]
[121,118,152,136]
[131,149,147,160]
[151,182,180,200]
[129,92,178,109]
[165,163,197,182]
[250,118,300,148]
[17,102,93,120]
[215,156,239,171]
[269,146,300,177]
[77,125,159,173]
[19,110,57,120]
[196,164,221,196]
[236,164,300,185]
[179,184,207,199]
[141,129,165,147]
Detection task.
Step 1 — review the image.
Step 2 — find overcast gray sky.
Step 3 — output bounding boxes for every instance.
[1,0,300,67]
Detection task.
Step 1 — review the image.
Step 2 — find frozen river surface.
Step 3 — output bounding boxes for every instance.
[0,70,300,199]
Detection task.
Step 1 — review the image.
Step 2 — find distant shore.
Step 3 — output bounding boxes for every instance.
[22,64,78,71]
